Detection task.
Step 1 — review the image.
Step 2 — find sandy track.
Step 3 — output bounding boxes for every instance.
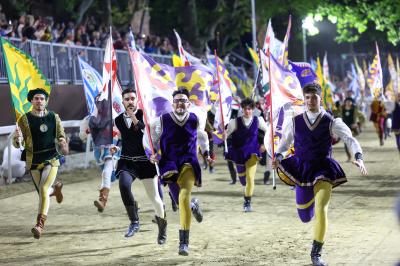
[0,124,399,265]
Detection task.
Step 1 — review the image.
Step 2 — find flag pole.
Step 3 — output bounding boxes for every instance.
[109,26,115,169]
[214,49,228,153]
[267,48,276,190]
[129,49,160,176]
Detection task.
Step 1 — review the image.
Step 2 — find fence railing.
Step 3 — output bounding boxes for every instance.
[0,37,173,86]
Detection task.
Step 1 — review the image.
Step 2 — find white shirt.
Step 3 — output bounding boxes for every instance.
[276,110,362,157]
[150,111,209,153]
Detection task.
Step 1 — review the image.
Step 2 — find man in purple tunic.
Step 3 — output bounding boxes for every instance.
[272,83,368,266]
[150,88,211,256]
[224,98,268,212]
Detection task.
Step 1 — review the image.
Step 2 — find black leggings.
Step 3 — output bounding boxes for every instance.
[119,171,136,206]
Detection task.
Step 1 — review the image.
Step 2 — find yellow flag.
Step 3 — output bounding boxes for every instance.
[247,46,259,67]
[1,37,51,120]
[172,54,184,67]
[316,56,334,110]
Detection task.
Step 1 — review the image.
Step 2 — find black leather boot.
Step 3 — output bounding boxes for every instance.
[124,201,140,237]
[310,240,327,266]
[178,230,189,256]
[243,196,252,212]
[155,216,167,245]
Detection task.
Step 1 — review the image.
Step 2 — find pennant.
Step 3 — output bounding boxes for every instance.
[0,37,51,120]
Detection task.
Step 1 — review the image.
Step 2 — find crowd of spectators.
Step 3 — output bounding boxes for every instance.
[0,5,176,55]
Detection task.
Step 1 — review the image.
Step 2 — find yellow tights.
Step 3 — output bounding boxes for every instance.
[31,164,59,215]
[244,155,258,197]
[177,165,195,230]
[313,181,332,242]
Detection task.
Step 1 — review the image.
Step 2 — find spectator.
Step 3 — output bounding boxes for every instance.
[159,37,173,55]
[16,15,25,38]
[0,145,26,184]
[22,15,36,40]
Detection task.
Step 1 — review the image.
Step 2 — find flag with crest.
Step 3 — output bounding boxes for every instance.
[78,56,102,115]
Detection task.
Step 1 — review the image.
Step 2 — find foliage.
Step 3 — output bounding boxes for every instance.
[314,0,400,45]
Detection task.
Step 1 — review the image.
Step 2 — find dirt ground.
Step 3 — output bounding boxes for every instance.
[0,124,399,266]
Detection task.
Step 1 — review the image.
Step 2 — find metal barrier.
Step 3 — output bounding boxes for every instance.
[0,37,173,86]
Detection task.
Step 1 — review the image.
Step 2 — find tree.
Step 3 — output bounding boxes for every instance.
[314,0,400,45]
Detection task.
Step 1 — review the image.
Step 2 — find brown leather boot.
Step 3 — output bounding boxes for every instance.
[94,187,110,212]
[50,181,63,204]
[31,214,47,239]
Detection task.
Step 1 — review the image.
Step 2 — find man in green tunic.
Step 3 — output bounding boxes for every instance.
[13,88,68,239]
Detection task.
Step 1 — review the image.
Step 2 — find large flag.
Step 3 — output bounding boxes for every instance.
[264,53,303,114]
[130,50,213,123]
[0,37,51,120]
[130,49,214,155]
[367,43,383,98]
[78,57,102,115]
[98,34,123,118]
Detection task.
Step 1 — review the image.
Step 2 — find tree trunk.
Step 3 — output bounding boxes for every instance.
[76,0,94,25]
[180,0,202,53]
[106,0,112,26]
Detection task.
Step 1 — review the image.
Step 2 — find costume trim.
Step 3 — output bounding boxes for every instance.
[303,112,323,131]
[277,165,347,188]
[169,112,189,127]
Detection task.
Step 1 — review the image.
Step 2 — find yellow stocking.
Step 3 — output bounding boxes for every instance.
[313,181,332,243]
[38,165,58,215]
[244,155,258,197]
[177,165,195,230]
